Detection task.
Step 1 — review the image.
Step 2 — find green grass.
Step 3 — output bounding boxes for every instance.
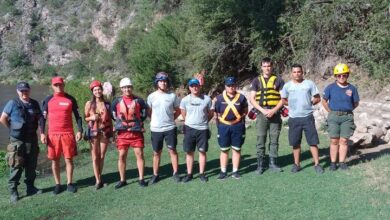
[1,123,390,219]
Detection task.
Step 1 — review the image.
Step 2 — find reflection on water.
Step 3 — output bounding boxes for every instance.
[0,84,51,149]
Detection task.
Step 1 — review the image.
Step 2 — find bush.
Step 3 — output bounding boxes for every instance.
[0,151,7,177]
[7,50,31,68]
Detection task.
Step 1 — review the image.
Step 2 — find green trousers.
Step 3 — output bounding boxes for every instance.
[7,136,39,192]
[255,112,282,159]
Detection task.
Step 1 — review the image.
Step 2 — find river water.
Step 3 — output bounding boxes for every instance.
[0,84,51,149]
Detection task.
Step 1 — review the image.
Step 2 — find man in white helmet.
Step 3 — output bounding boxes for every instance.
[111,77,148,188]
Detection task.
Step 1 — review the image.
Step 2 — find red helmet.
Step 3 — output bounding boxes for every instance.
[89,80,102,90]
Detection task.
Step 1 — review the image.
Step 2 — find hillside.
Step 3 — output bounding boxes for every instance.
[0,0,388,92]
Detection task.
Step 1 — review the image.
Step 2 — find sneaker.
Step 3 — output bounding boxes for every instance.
[199,173,208,183]
[10,190,19,203]
[53,184,63,195]
[115,181,128,189]
[138,179,148,187]
[339,162,349,170]
[182,174,193,183]
[217,171,228,180]
[314,165,324,174]
[95,182,105,191]
[67,183,77,193]
[172,173,181,183]
[26,185,43,196]
[291,164,301,173]
[231,172,241,180]
[329,162,337,171]
[149,175,160,185]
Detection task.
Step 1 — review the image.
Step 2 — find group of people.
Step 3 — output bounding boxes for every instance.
[1,57,359,203]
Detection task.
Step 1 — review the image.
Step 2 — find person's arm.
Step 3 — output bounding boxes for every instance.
[69,95,82,141]
[0,112,9,128]
[174,107,181,120]
[84,101,97,122]
[282,98,288,106]
[250,90,268,115]
[180,109,186,121]
[322,98,331,112]
[40,97,50,144]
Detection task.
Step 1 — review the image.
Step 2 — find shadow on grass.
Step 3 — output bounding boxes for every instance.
[348,147,390,166]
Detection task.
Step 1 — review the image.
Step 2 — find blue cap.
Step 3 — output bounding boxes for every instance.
[225,77,236,86]
[16,82,30,91]
[188,78,200,86]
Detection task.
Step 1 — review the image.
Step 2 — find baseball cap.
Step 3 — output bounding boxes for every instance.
[225,77,236,86]
[119,77,132,87]
[16,82,30,91]
[188,78,200,86]
[51,76,64,85]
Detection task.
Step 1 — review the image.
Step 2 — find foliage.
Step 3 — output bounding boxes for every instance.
[7,50,31,68]
[0,151,6,177]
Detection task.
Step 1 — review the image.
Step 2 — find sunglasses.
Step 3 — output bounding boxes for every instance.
[336,74,349,78]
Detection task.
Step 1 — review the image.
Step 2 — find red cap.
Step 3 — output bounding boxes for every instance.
[51,76,64,85]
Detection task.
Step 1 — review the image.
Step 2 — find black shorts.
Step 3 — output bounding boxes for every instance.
[183,125,210,153]
[151,128,177,152]
[288,115,319,147]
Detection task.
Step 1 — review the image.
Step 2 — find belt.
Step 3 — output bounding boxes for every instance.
[331,111,353,116]
[261,106,274,109]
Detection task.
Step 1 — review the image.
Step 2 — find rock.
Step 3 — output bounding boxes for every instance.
[383,130,390,143]
[381,104,390,112]
[355,124,368,133]
[382,113,390,119]
[358,112,368,121]
[368,126,384,139]
[350,132,374,147]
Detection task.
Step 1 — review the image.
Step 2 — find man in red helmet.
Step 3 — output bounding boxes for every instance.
[41,76,83,194]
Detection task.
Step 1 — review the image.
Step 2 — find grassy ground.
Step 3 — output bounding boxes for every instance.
[1,122,390,219]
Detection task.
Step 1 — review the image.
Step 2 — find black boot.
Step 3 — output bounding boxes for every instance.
[256,157,265,175]
[269,157,283,172]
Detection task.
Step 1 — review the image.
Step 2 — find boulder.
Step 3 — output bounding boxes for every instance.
[381,104,390,112]
[368,126,384,139]
[349,132,374,147]
[383,130,390,143]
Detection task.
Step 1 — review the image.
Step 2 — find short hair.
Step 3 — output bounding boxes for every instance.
[291,64,303,71]
[260,57,273,66]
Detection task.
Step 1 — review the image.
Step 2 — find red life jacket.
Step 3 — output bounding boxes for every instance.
[87,101,113,138]
[114,96,144,132]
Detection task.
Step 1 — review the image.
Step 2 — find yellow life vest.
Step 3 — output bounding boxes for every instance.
[218,91,242,125]
[255,75,280,107]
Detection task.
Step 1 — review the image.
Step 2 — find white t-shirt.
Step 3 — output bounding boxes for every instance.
[147,91,180,132]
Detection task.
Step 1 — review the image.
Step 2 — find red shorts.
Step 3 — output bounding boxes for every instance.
[47,133,77,160]
[116,131,144,150]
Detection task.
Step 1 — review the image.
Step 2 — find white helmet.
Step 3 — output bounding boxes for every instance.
[119,77,132,87]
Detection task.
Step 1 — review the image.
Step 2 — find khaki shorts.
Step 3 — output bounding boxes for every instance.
[327,112,356,138]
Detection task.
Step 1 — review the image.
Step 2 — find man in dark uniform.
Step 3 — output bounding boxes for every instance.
[0,82,43,203]
[214,77,248,179]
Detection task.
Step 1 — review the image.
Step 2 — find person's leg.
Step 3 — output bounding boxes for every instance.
[99,137,109,177]
[232,148,241,172]
[293,146,301,166]
[269,115,282,170]
[166,128,179,174]
[310,146,320,165]
[153,150,162,176]
[64,158,74,184]
[220,150,229,172]
[151,131,164,176]
[199,152,207,174]
[256,114,268,170]
[52,159,61,185]
[338,138,349,162]
[186,152,195,175]
[118,148,129,182]
[90,137,101,184]
[133,147,145,180]
[168,149,179,174]
[330,138,339,163]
